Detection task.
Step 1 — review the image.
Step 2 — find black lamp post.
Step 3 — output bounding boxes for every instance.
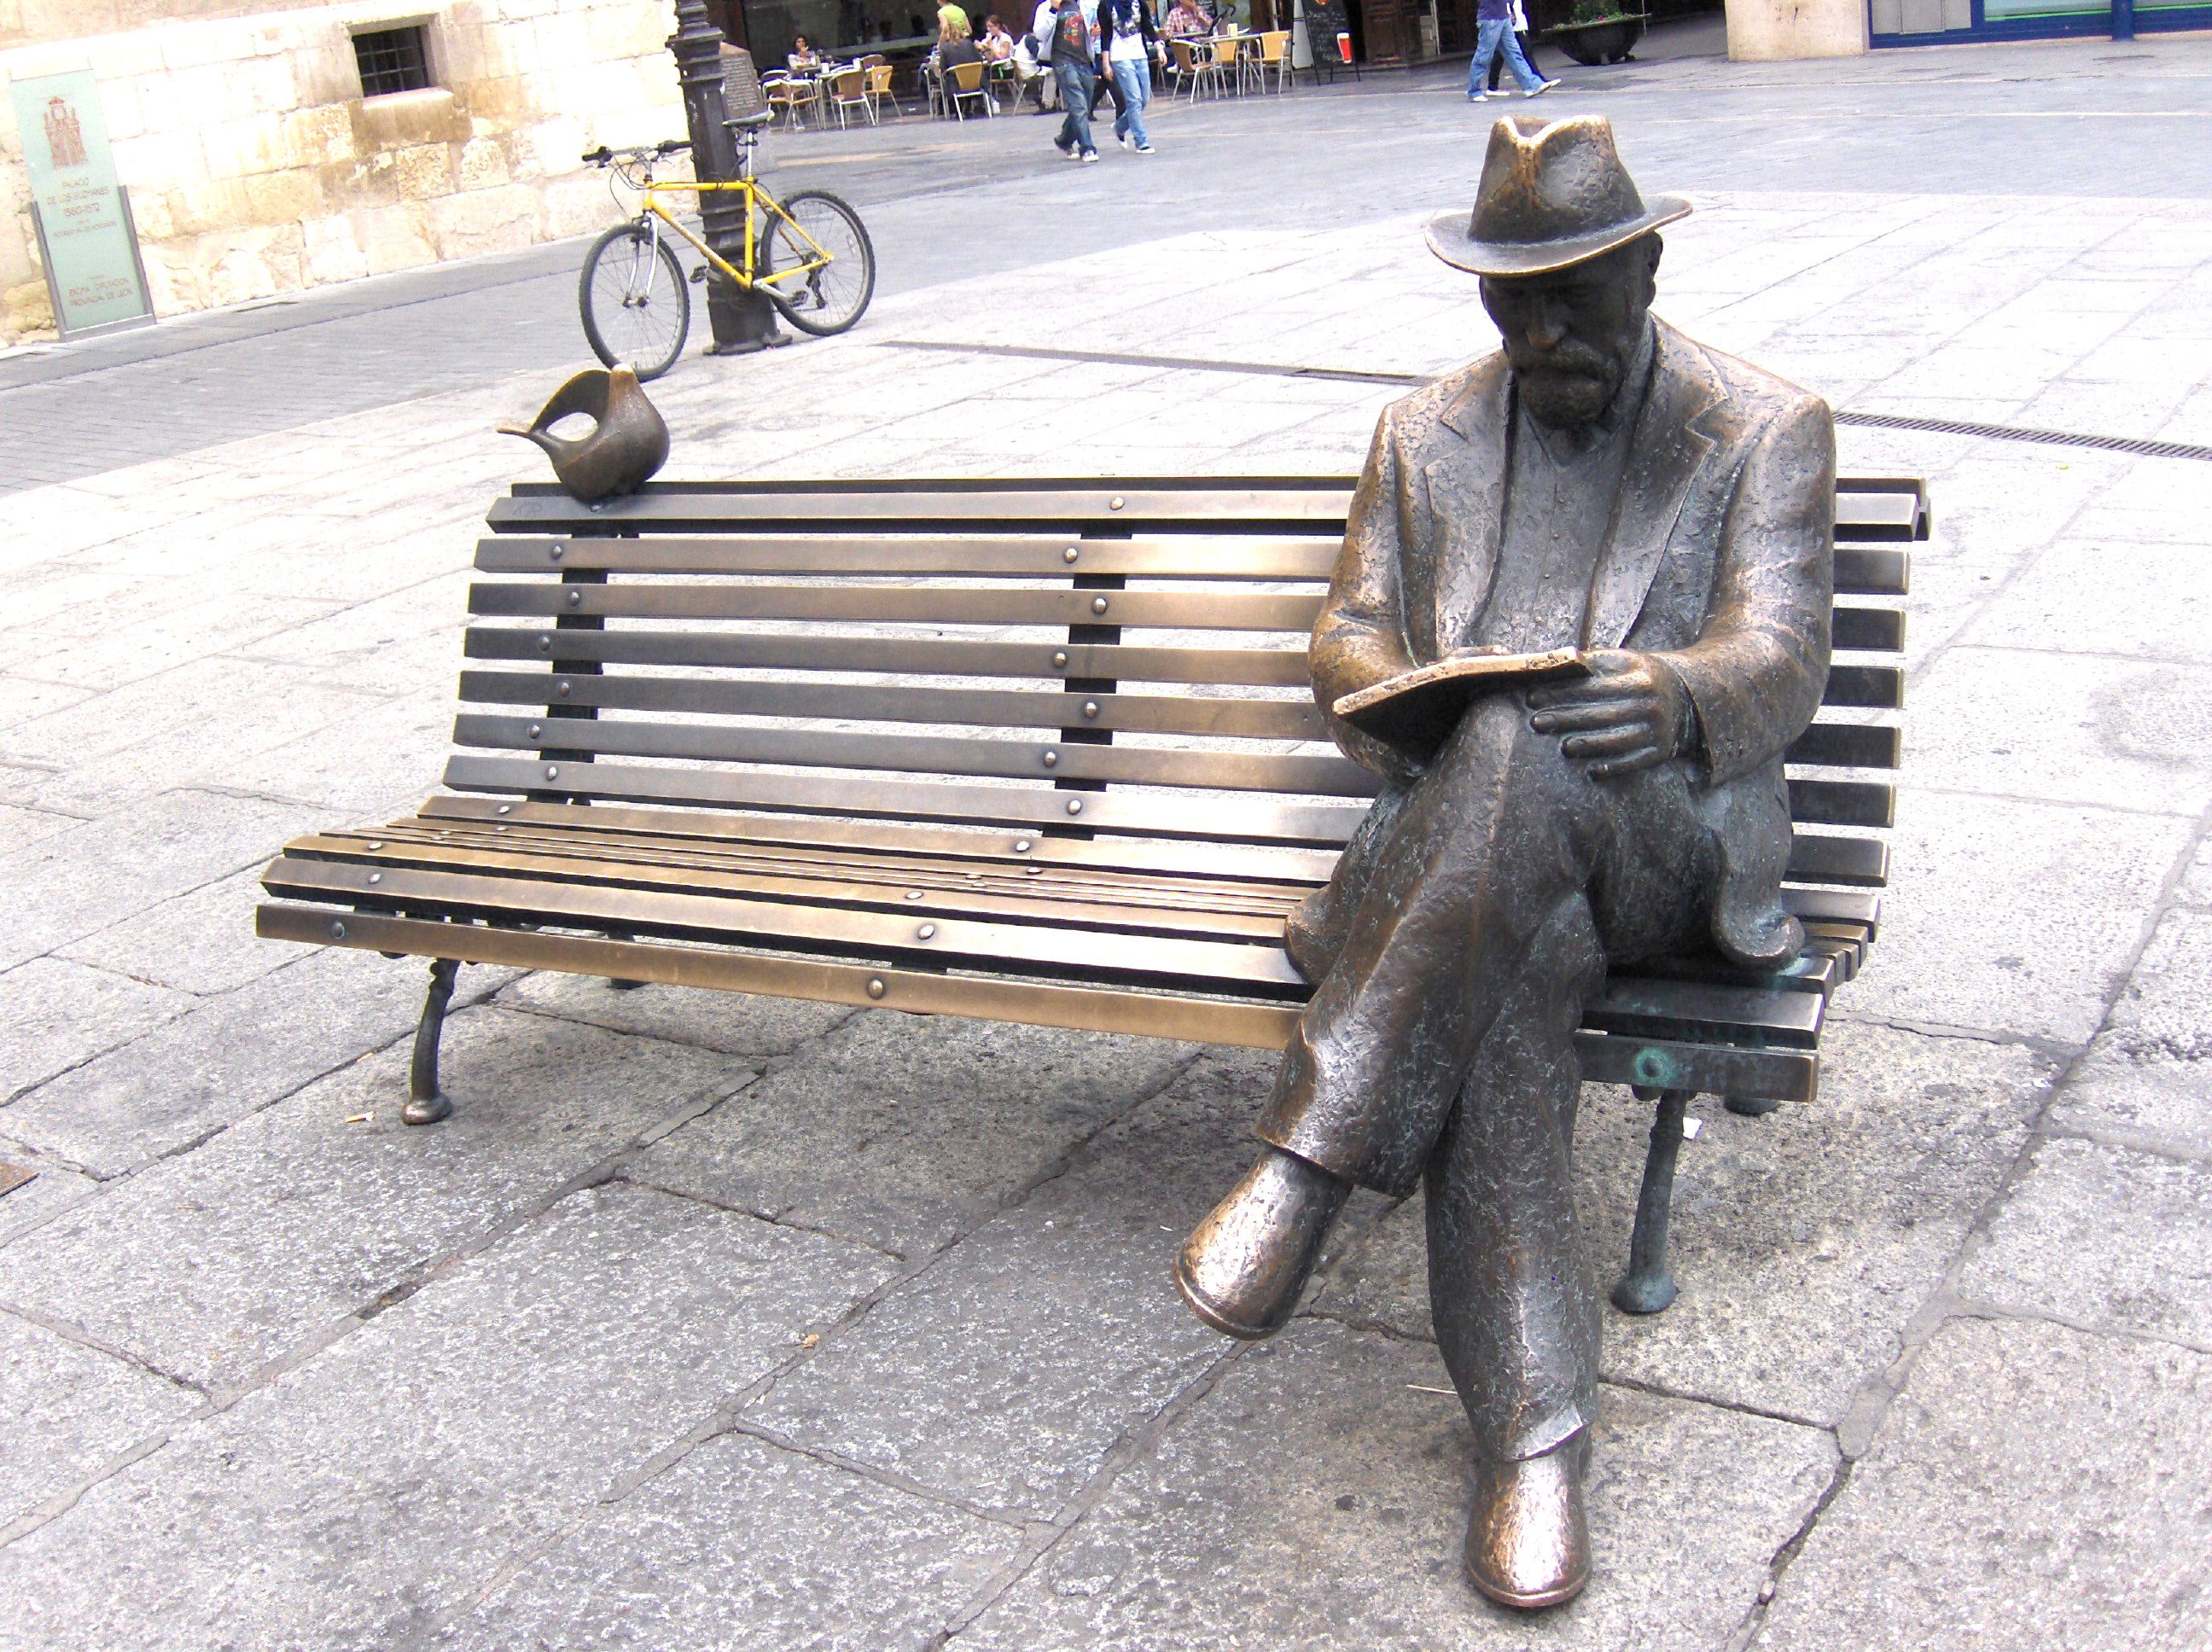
[667,0,788,354]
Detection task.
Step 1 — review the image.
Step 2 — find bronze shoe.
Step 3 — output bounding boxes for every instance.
[1174,1149,1348,1340]
[1464,1435,1591,1610]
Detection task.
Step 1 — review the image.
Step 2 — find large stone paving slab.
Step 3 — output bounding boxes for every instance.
[1753,1316,2212,1651]
[0,947,509,1177]
[0,788,323,973]
[0,1183,896,1651]
[958,1318,1837,1652]
[437,1431,1019,1651]
[628,1009,1193,1259]
[1845,788,2192,1043]
[1318,1021,2058,1427]
[1959,1133,2212,1349]
[0,957,190,1105]
[0,1312,199,1529]
[2050,904,2212,1158]
[0,1008,754,1392]
[743,1048,1270,1519]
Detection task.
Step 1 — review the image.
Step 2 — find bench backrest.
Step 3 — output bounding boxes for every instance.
[457,477,1913,892]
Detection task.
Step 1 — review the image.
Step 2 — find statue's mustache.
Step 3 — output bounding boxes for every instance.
[1513,342,1615,381]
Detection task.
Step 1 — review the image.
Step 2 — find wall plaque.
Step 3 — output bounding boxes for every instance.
[10,70,155,339]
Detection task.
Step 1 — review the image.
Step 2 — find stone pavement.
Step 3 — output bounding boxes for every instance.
[5,20,2209,490]
[7,36,2212,1652]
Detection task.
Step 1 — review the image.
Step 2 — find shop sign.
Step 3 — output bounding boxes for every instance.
[9,70,155,339]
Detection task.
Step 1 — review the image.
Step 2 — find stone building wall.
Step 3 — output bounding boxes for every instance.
[0,0,687,344]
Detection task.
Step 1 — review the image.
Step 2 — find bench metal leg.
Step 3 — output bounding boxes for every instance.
[1612,1087,1691,1315]
[405,958,461,1126]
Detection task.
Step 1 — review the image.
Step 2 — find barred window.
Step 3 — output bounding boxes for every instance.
[353,25,434,97]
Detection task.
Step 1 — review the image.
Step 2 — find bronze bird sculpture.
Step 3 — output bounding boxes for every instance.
[499,365,670,503]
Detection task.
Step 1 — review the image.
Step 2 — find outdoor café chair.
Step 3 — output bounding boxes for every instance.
[1254,28,1293,90]
[763,72,811,129]
[864,61,901,119]
[826,65,875,126]
[946,59,995,119]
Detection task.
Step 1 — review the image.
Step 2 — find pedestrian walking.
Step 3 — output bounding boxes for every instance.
[1486,0,1539,91]
[1466,0,1553,99]
[1027,0,1062,107]
[1096,0,1157,152]
[1048,0,1101,160]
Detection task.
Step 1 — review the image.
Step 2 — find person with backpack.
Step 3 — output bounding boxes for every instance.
[1048,0,1100,160]
[1095,0,1158,153]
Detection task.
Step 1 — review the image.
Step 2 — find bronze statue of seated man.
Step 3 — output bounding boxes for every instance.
[1175,114,1836,1610]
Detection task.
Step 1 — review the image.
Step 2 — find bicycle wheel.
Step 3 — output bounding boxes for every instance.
[579,223,690,381]
[760,190,876,337]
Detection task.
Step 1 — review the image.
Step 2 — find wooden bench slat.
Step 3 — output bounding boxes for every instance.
[334,817,1324,907]
[1780,887,1882,930]
[463,629,1318,689]
[415,795,1346,884]
[1585,976,1825,1048]
[1834,546,1910,596]
[1787,724,1901,770]
[1786,833,1889,887]
[487,487,1356,531]
[441,753,1377,843]
[1831,607,1906,652]
[1822,665,1905,708]
[261,902,1308,1049]
[464,628,1901,711]
[1570,1031,1818,1102]
[451,714,1381,798]
[481,530,1908,590]
[457,671,1330,743]
[468,581,1325,632]
[263,856,1310,990]
[1787,777,1895,829]
[260,900,1826,1097]
[477,535,1342,580]
[287,831,1304,941]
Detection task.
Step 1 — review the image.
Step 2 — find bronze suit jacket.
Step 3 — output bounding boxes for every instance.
[1308,318,1837,966]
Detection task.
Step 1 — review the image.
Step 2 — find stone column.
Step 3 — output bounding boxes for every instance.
[1724,0,1868,59]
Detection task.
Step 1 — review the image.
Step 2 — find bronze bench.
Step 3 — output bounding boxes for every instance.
[256,475,1917,1312]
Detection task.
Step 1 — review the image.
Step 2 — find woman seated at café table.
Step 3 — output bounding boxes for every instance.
[787,33,822,70]
[1161,0,1211,37]
[980,14,1017,56]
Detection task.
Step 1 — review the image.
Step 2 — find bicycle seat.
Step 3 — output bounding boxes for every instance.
[729,110,774,131]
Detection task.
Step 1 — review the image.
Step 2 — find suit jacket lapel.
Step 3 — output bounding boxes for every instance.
[1425,362,1511,660]
[1585,323,1725,651]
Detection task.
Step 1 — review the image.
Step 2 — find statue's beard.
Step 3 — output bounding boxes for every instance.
[1512,340,1623,430]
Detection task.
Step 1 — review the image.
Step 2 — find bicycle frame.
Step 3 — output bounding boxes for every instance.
[628,176,836,298]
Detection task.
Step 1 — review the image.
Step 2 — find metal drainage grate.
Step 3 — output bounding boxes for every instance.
[1836,410,2212,464]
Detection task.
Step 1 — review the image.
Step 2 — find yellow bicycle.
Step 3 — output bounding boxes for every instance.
[578,127,876,380]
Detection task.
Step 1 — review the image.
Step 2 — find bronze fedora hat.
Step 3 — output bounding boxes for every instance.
[1425,114,1689,279]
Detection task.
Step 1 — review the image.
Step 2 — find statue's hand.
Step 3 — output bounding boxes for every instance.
[1527,650,1690,779]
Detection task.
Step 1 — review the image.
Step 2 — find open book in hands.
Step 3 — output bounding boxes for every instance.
[1331,648,1591,760]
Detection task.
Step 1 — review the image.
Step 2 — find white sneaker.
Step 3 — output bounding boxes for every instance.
[1525,79,1558,96]
[1118,132,1132,149]
[1483,88,1511,99]
[1081,149,1100,162]
[1134,142,1155,153]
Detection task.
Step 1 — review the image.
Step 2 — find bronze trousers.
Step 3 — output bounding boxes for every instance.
[1265,693,1720,1461]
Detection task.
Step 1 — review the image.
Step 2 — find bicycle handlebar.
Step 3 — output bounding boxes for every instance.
[581,137,693,167]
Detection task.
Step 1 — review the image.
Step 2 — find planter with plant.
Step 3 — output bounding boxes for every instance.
[1545,0,1644,64]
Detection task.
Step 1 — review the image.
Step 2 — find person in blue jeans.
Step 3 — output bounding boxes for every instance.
[1049,0,1100,160]
[1467,0,1553,100]
[1097,0,1158,152]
